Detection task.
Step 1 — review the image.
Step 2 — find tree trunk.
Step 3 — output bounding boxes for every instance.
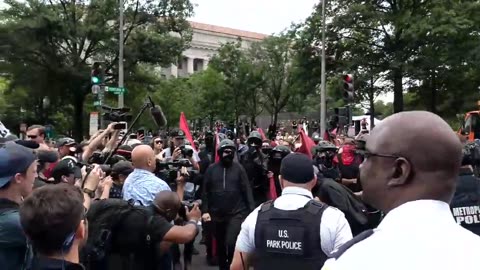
[273,110,279,133]
[369,77,375,129]
[393,68,404,113]
[430,70,437,113]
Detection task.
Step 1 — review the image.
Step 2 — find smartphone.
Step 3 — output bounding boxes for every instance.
[114,123,127,130]
[137,129,145,137]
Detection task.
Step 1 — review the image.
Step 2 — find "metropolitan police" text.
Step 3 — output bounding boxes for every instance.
[452,206,480,224]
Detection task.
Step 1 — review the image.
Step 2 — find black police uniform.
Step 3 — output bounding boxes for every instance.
[450,167,480,236]
[253,200,328,270]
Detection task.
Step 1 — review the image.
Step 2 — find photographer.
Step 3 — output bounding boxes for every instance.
[83,122,121,163]
[83,190,201,270]
[160,129,200,170]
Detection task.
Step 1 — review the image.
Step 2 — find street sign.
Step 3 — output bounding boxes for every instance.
[89,112,99,136]
[106,86,126,94]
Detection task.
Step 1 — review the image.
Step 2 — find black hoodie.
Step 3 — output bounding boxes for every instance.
[202,161,255,218]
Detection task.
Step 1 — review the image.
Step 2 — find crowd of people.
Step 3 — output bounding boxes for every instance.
[0,110,480,270]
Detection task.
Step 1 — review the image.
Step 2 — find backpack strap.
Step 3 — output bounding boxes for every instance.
[330,229,374,259]
[259,200,274,213]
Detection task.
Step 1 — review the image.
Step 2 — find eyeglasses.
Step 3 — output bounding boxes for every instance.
[27,135,38,139]
[356,149,401,159]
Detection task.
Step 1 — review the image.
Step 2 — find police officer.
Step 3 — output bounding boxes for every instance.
[231,153,353,270]
[450,142,480,235]
[322,111,480,270]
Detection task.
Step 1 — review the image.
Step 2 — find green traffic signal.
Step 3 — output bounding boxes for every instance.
[91,76,100,84]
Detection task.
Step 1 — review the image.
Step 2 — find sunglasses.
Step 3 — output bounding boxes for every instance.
[155,140,163,144]
[27,135,38,139]
[356,149,401,159]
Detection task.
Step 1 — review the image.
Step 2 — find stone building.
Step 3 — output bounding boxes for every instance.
[161,21,267,78]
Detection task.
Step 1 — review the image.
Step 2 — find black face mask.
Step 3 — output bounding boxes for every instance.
[220,153,234,166]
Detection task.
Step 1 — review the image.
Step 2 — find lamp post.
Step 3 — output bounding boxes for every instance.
[320,0,327,137]
[118,0,125,108]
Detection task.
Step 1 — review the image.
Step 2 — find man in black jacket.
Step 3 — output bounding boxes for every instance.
[202,139,254,270]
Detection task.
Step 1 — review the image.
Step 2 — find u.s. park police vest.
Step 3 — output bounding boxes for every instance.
[450,172,480,236]
[254,200,328,270]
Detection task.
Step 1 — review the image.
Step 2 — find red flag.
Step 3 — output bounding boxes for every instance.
[296,128,315,159]
[179,112,197,152]
[257,128,267,141]
[268,175,278,200]
[214,132,220,163]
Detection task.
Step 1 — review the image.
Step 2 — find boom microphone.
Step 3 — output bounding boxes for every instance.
[150,105,167,127]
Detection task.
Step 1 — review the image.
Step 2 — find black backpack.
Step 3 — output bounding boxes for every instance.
[316,178,382,236]
[82,199,155,270]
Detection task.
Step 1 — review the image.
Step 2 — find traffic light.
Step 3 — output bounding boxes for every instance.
[342,74,354,103]
[91,62,102,85]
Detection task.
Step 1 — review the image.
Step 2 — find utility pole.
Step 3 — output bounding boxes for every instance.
[320,0,327,137]
[118,0,125,108]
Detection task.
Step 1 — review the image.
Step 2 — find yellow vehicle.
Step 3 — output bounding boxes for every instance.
[459,111,480,142]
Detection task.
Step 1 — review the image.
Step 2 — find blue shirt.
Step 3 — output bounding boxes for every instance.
[122,169,171,206]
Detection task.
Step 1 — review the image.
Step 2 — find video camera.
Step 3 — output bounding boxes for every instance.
[179,144,194,158]
[154,158,198,185]
[88,151,128,166]
[101,105,133,122]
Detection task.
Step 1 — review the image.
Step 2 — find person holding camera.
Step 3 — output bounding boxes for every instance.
[159,129,200,169]
[202,139,254,270]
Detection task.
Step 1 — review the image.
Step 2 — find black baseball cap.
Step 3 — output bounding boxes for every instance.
[56,137,76,148]
[0,142,37,188]
[37,150,59,163]
[51,159,76,183]
[280,153,315,184]
[170,129,185,139]
[111,161,134,176]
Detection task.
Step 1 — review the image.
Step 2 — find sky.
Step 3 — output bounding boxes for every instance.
[191,0,319,35]
[191,0,393,103]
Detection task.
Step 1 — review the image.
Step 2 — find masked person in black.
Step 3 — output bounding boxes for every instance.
[267,146,292,197]
[450,140,480,236]
[313,141,340,181]
[202,139,254,270]
[240,131,269,206]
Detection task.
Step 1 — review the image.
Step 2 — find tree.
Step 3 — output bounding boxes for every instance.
[209,39,265,128]
[0,0,194,140]
[188,68,228,127]
[295,0,480,117]
[254,35,298,129]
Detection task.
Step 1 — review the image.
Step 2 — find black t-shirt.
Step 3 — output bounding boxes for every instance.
[109,207,173,269]
[28,257,84,270]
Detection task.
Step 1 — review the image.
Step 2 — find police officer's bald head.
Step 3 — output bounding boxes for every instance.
[359,111,462,213]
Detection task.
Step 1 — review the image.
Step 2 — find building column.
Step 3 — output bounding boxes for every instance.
[203,59,209,70]
[170,64,178,78]
[187,57,194,74]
